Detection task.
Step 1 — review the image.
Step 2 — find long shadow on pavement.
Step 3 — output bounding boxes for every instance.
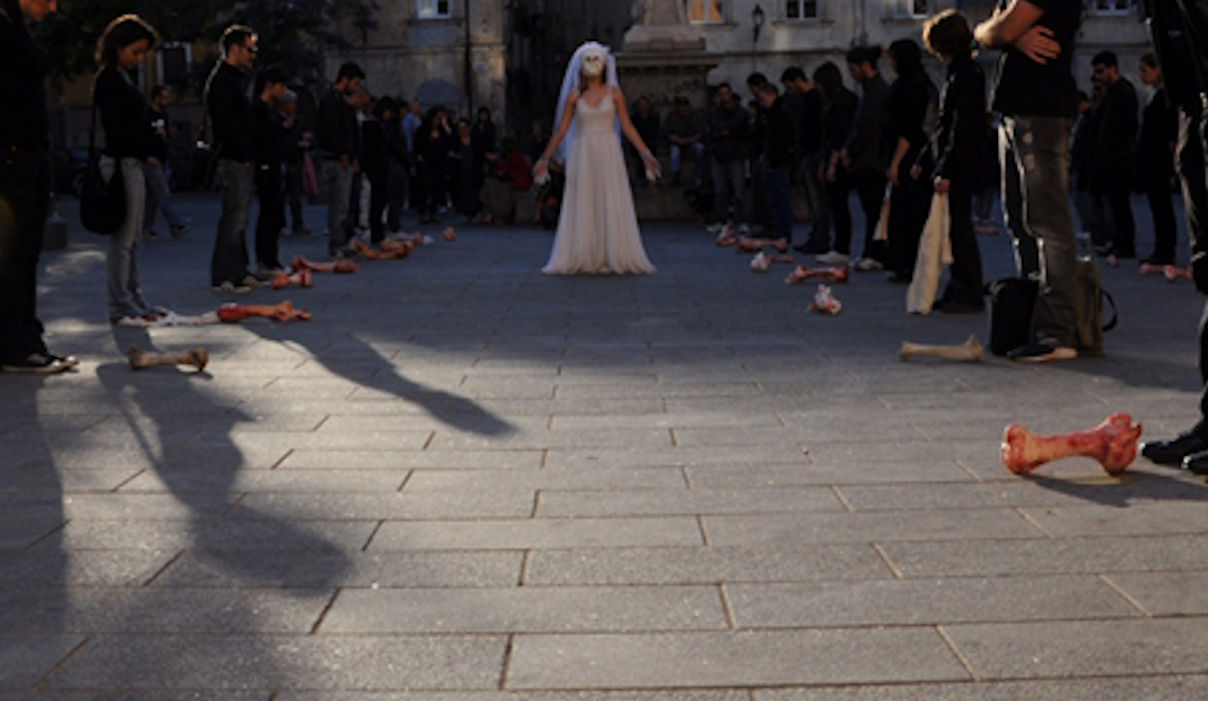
[1027,469,1208,507]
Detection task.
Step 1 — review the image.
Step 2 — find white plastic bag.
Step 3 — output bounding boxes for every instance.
[906,192,952,315]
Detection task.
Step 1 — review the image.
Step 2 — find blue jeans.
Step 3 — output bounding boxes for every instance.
[1000,115,1078,347]
[670,142,705,180]
[142,161,186,231]
[106,157,150,318]
[711,158,746,225]
[764,166,793,241]
[212,159,253,286]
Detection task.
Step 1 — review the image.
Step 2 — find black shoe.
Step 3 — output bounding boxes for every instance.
[793,241,830,255]
[1,352,78,374]
[1142,430,1208,466]
[1182,449,1208,475]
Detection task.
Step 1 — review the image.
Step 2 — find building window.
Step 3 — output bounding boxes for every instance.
[688,0,726,24]
[1089,0,1133,15]
[785,0,820,20]
[418,0,451,19]
[888,0,928,18]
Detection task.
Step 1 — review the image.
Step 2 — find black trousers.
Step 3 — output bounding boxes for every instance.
[943,185,984,305]
[254,167,284,270]
[886,177,933,278]
[835,168,887,260]
[1145,174,1178,262]
[366,170,387,243]
[0,149,49,363]
[1096,178,1136,256]
[1180,105,1208,424]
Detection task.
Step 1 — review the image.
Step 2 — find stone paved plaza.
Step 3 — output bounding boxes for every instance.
[4,194,1208,698]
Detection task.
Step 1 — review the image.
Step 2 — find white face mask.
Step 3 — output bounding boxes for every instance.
[582,51,606,79]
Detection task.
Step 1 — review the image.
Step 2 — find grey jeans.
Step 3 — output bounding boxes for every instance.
[711,158,747,225]
[143,161,186,231]
[105,157,149,319]
[325,158,355,249]
[999,115,1078,347]
[212,159,253,286]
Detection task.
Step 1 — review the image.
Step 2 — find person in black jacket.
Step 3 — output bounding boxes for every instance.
[707,83,750,234]
[917,10,985,312]
[317,62,364,256]
[813,62,859,265]
[413,107,453,224]
[753,82,799,246]
[252,66,288,273]
[883,38,938,284]
[1070,90,1100,240]
[834,46,891,270]
[95,14,162,324]
[359,91,392,243]
[1090,51,1140,258]
[1138,52,1178,265]
[1139,0,1208,470]
[781,66,827,254]
[205,24,261,292]
[0,0,78,373]
[143,85,189,240]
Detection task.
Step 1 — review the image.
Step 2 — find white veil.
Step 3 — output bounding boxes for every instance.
[552,41,620,166]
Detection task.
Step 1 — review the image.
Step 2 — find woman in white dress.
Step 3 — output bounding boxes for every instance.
[534,42,658,275]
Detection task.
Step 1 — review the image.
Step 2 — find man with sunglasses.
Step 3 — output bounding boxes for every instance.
[204,24,264,293]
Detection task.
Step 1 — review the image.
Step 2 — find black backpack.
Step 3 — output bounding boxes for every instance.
[986,257,1117,356]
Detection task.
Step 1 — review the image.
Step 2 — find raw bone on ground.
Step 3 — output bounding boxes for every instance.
[271,269,314,289]
[217,301,312,323]
[127,347,209,372]
[750,251,794,272]
[736,236,790,253]
[809,284,842,315]
[715,227,737,247]
[354,240,411,260]
[291,256,358,274]
[899,335,984,362]
[785,264,849,285]
[378,238,416,256]
[443,227,457,241]
[1001,413,1142,475]
[1138,263,1193,282]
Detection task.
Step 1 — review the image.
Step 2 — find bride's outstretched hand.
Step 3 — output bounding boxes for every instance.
[534,158,550,185]
[642,151,661,181]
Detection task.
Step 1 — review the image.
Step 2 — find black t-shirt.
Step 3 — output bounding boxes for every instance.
[990,0,1082,118]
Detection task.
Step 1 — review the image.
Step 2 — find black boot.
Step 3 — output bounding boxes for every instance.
[1141,429,1208,466]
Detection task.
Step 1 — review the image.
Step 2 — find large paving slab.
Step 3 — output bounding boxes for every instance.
[7,196,1208,695]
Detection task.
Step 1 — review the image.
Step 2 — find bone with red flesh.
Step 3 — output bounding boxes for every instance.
[217,301,312,323]
[785,265,849,285]
[271,268,314,289]
[809,284,842,315]
[291,256,358,274]
[1001,413,1142,475]
[378,238,415,255]
[443,227,457,241]
[736,237,790,253]
[899,335,983,362]
[127,346,209,371]
[1165,266,1193,282]
[716,234,737,247]
[1139,263,1166,276]
[750,252,794,272]
[353,240,410,260]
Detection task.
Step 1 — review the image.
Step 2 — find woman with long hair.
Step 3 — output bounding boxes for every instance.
[95,14,161,325]
[533,41,657,274]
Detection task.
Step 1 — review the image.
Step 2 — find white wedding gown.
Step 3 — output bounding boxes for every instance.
[542,93,656,275]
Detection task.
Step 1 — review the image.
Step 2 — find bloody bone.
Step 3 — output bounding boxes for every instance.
[1166,266,1193,282]
[1001,413,1142,475]
[715,226,737,247]
[352,240,411,260]
[217,301,312,323]
[291,256,358,274]
[736,236,790,253]
[750,251,795,272]
[899,335,984,362]
[809,284,842,315]
[1139,263,1166,276]
[271,268,314,289]
[443,227,457,241]
[785,264,849,285]
[127,346,209,372]
[378,238,415,256]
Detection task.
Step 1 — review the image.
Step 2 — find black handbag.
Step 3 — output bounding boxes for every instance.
[79,81,126,235]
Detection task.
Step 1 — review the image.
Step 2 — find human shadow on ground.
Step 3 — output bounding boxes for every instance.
[0,375,69,690]
[245,321,516,438]
[1026,468,1208,508]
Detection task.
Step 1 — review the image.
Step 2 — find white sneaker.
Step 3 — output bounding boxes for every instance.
[816,251,851,265]
[706,222,726,234]
[853,257,884,272]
